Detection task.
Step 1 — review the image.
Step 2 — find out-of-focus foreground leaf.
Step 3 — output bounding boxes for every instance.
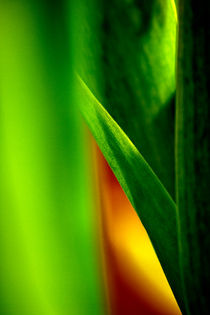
[176,1,210,314]
[0,1,104,314]
[78,77,184,311]
[78,0,177,197]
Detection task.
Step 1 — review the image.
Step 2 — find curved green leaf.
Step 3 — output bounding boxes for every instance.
[77,0,177,197]
[78,76,184,311]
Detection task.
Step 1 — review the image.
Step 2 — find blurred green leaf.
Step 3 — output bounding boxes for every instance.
[0,1,104,314]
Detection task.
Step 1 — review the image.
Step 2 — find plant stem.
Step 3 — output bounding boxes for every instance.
[176,1,210,314]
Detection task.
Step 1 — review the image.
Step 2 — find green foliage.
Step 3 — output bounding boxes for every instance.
[78,76,183,310]
[176,1,210,314]
[80,0,210,314]
[80,0,177,197]
[78,0,184,310]
[0,1,104,314]
[0,0,209,314]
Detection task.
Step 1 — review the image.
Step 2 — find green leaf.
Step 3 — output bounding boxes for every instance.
[0,2,104,314]
[78,76,184,311]
[78,0,177,197]
[176,1,210,313]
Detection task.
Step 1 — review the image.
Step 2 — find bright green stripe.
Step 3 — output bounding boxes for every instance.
[0,1,104,314]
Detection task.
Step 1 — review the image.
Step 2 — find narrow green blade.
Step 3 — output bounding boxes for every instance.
[176,1,210,313]
[78,76,184,311]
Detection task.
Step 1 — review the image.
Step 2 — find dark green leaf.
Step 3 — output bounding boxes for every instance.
[79,0,177,197]
[176,1,210,313]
